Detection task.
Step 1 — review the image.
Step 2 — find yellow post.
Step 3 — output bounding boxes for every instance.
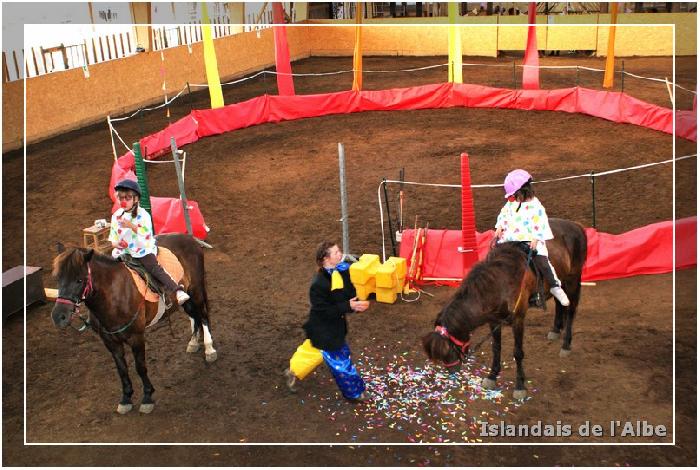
[201,2,225,108]
[447,2,463,83]
[603,3,618,89]
[352,2,363,91]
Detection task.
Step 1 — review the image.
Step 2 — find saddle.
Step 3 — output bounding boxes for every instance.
[512,242,547,310]
[120,247,184,304]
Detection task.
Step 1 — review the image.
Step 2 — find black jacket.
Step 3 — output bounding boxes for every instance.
[302,268,357,351]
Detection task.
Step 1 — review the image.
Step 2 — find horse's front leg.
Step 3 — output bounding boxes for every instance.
[512,316,528,400]
[481,322,502,390]
[129,333,156,414]
[103,337,134,414]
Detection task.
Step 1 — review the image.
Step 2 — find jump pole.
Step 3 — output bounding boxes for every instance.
[132,142,152,217]
[338,143,355,261]
[170,137,193,236]
[459,152,480,275]
[169,137,213,249]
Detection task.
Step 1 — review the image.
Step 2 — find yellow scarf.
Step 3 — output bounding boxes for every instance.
[331,270,344,291]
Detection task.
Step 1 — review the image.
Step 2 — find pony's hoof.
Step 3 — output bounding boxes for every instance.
[481,377,497,389]
[186,343,200,353]
[547,331,560,341]
[205,351,218,363]
[559,348,572,358]
[139,403,155,414]
[513,389,528,400]
[117,403,133,414]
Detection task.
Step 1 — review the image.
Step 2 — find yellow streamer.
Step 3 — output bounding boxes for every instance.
[603,3,619,89]
[201,3,225,108]
[447,3,463,83]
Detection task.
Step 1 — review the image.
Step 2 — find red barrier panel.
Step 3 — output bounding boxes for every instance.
[110,83,696,240]
[399,217,696,284]
[115,84,695,164]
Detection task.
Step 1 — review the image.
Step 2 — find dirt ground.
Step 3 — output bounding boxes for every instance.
[3,55,697,466]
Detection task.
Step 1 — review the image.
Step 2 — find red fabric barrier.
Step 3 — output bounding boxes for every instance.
[140,115,199,160]
[110,83,695,240]
[398,217,696,284]
[116,84,695,164]
[581,217,696,281]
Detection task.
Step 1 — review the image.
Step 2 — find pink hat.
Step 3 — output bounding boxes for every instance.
[503,169,532,198]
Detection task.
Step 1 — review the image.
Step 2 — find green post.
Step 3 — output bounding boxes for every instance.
[132,142,152,217]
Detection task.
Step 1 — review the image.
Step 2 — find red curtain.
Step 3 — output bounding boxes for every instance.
[272,3,295,96]
[522,2,540,90]
[398,217,697,283]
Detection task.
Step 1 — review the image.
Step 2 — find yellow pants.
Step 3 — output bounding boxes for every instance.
[289,339,324,380]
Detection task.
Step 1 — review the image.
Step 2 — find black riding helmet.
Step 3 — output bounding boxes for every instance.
[114,179,142,197]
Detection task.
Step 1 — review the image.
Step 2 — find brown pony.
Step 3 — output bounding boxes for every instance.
[422,218,587,399]
[51,233,216,414]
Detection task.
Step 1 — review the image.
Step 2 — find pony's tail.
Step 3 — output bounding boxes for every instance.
[421,332,452,363]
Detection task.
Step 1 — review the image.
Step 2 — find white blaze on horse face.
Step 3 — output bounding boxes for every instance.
[203,324,216,355]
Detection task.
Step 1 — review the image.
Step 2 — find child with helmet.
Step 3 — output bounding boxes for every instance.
[109,179,191,305]
[494,169,571,306]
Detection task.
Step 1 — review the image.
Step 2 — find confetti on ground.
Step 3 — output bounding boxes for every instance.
[309,346,536,443]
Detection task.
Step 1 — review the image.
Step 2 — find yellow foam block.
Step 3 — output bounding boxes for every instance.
[376,263,396,288]
[394,278,406,294]
[376,286,397,304]
[354,277,376,301]
[358,253,380,265]
[289,339,323,380]
[387,257,407,279]
[349,254,381,285]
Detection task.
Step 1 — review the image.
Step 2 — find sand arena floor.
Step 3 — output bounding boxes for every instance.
[2,54,696,465]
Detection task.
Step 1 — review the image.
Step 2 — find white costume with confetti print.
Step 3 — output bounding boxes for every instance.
[109,206,157,258]
[495,197,553,256]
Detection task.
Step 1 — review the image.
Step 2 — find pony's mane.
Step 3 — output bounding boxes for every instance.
[457,243,525,295]
[52,246,118,278]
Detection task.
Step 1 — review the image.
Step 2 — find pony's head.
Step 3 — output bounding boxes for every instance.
[51,243,94,328]
[421,301,472,373]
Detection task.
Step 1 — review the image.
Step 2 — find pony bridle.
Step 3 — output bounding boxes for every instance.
[55,264,93,319]
[435,325,470,367]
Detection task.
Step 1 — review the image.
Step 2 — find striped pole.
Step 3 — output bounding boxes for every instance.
[132,142,152,217]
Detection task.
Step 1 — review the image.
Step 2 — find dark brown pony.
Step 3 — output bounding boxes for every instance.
[422,218,587,399]
[51,233,216,414]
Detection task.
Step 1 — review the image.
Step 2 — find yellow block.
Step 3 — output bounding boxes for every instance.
[387,257,407,279]
[376,263,396,288]
[394,278,406,294]
[349,254,380,285]
[376,286,397,304]
[289,339,323,380]
[354,278,376,301]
